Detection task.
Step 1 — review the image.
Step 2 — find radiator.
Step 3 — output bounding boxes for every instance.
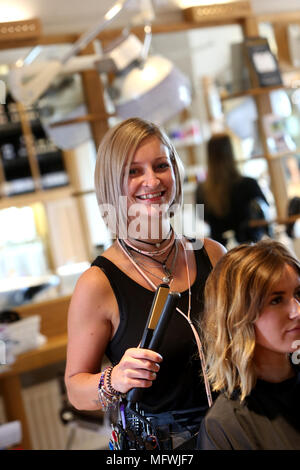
[0,379,110,450]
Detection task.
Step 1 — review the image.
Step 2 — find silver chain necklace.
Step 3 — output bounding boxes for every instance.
[119,238,178,284]
[130,240,179,284]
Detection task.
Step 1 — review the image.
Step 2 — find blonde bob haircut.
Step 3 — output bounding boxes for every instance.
[94,117,185,236]
[201,239,300,402]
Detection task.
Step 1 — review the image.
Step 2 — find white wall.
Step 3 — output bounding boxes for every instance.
[251,0,300,14]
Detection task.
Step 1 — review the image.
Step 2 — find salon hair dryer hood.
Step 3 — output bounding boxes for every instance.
[115,55,191,125]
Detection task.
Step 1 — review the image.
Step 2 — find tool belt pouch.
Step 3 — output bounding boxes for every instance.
[109,400,161,450]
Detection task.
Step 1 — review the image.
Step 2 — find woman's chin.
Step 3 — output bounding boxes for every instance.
[127,203,170,238]
[130,201,170,217]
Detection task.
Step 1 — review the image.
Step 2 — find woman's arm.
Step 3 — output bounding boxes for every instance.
[65,267,162,411]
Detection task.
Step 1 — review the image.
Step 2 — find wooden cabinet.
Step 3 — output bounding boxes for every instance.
[0,99,69,200]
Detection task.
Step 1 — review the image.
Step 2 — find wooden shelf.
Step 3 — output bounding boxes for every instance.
[0,184,74,210]
[220,84,287,102]
[236,148,300,164]
[249,213,300,228]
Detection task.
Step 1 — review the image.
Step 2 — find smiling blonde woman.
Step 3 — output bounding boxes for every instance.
[65,117,226,450]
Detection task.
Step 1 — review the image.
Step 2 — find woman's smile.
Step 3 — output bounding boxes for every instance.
[125,136,176,214]
[135,190,167,203]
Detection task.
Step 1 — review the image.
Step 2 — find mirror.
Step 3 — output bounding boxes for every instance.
[0,20,299,310]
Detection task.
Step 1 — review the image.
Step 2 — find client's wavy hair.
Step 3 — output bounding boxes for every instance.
[202,239,300,402]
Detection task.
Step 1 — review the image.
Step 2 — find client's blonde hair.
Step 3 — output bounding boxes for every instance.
[202,239,300,401]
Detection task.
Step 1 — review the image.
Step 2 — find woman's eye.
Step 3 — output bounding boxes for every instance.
[270,296,282,305]
[156,162,170,170]
[295,290,300,301]
[129,168,138,176]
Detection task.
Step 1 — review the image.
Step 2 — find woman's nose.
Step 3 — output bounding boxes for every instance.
[289,297,300,319]
[142,169,160,187]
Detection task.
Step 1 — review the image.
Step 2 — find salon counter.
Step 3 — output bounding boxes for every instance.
[0,295,71,449]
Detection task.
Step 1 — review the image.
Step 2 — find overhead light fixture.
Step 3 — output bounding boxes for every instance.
[8,0,130,106]
[112,1,192,125]
[183,0,252,22]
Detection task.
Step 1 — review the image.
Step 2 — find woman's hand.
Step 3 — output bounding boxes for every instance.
[110,348,163,394]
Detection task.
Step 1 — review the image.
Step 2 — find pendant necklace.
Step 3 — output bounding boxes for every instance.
[129,240,178,284]
[120,238,176,284]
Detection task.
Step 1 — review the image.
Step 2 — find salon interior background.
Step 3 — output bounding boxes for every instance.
[0,0,300,451]
[0,0,299,298]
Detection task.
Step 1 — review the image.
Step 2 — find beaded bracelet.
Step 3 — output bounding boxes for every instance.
[97,366,124,411]
[105,366,121,396]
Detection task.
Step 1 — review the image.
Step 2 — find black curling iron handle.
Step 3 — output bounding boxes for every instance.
[127,291,181,406]
[148,292,181,351]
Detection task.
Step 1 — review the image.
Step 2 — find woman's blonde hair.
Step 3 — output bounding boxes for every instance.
[203,133,240,217]
[202,239,300,402]
[94,117,184,236]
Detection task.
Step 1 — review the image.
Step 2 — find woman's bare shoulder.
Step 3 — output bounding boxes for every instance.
[204,237,227,267]
[68,264,116,322]
[77,264,112,294]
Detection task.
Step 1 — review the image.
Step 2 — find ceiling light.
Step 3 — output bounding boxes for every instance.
[0,3,33,23]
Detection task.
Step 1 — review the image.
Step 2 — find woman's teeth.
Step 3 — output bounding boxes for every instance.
[138,192,163,200]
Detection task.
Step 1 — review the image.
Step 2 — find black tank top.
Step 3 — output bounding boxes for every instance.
[91,245,212,413]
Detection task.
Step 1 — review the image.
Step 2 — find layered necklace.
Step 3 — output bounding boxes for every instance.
[120,229,178,284]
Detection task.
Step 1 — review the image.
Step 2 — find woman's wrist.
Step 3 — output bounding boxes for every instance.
[97,366,125,411]
[104,366,121,396]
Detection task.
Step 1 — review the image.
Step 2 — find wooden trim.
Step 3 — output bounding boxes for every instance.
[0,33,79,50]
[273,23,293,66]
[16,102,42,191]
[0,185,74,210]
[0,10,299,51]
[249,213,300,228]
[79,43,109,149]
[17,295,71,338]
[236,148,300,163]
[0,375,32,449]
[0,18,42,42]
[256,11,300,24]
[0,18,255,51]
[0,333,67,378]
[49,112,114,128]
[183,1,252,23]
[220,84,286,101]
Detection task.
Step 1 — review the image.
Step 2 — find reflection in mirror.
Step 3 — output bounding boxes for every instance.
[0,20,299,310]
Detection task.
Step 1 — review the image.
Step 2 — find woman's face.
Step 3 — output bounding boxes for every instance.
[123,136,176,227]
[254,264,300,356]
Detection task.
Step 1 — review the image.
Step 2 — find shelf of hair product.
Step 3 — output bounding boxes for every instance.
[204,66,300,222]
[0,98,71,209]
[220,82,300,160]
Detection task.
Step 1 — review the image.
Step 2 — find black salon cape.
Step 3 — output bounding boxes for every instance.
[197,368,300,450]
